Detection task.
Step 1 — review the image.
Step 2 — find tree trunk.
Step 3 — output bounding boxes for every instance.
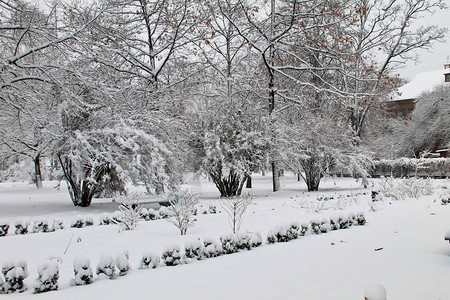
[34,154,43,189]
[301,158,322,192]
[246,175,252,188]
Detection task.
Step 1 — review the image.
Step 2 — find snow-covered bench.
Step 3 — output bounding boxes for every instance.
[445,231,450,243]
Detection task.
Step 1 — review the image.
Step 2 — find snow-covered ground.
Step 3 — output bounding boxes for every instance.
[0,174,449,299]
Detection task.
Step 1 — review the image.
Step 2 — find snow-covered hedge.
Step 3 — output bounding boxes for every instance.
[139,251,160,269]
[115,251,131,276]
[161,245,182,266]
[372,158,449,178]
[14,220,29,235]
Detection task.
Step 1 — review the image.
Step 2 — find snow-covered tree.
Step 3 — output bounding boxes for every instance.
[399,85,450,157]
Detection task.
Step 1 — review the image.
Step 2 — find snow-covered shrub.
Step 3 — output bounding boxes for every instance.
[52,219,64,231]
[329,216,340,230]
[442,197,450,205]
[347,212,356,226]
[161,245,182,266]
[235,232,252,250]
[184,239,204,261]
[115,252,131,276]
[139,251,160,269]
[98,213,111,225]
[267,230,277,244]
[96,254,116,279]
[85,215,94,226]
[33,260,59,293]
[300,222,310,236]
[356,212,366,226]
[14,220,29,235]
[147,209,159,220]
[70,216,85,228]
[274,226,290,242]
[248,232,263,248]
[287,222,300,240]
[167,190,199,235]
[140,208,150,221]
[158,207,171,219]
[196,205,208,215]
[320,219,331,233]
[1,260,28,293]
[0,221,10,237]
[71,256,93,286]
[202,238,222,258]
[220,233,239,254]
[33,220,52,233]
[338,214,349,229]
[208,205,217,214]
[221,194,252,233]
[310,219,321,234]
[114,195,143,231]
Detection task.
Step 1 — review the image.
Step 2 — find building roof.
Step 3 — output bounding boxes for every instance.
[390,68,450,102]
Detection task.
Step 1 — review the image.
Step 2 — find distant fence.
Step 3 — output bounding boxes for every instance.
[371,158,450,178]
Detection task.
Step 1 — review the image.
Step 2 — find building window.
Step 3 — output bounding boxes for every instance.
[445,73,450,82]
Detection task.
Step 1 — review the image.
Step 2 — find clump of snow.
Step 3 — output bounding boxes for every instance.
[0,221,10,237]
[1,260,28,293]
[364,283,387,300]
[266,230,277,244]
[320,218,331,233]
[71,256,93,286]
[115,251,131,276]
[158,206,172,219]
[96,254,116,279]
[139,251,160,269]
[161,245,182,266]
[14,220,29,235]
[147,208,159,220]
[33,260,59,293]
[140,208,150,221]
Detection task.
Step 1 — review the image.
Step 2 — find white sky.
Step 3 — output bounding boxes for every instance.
[398,6,450,80]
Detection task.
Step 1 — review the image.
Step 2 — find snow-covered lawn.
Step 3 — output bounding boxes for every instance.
[0,174,449,299]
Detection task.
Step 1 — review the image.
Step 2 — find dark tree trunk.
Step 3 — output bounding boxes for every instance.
[210,170,248,197]
[34,154,43,189]
[246,175,252,188]
[58,155,107,207]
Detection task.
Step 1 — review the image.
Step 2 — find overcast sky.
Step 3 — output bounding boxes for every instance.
[399,6,450,80]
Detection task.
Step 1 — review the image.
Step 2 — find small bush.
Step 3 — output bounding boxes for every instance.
[287,222,300,240]
[158,207,171,219]
[33,260,59,293]
[356,211,366,225]
[96,254,116,279]
[274,226,290,242]
[320,219,331,233]
[184,240,204,261]
[235,232,252,251]
[208,205,217,214]
[147,209,159,220]
[1,260,28,293]
[300,222,310,236]
[338,214,349,229]
[115,252,131,276]
[267,230,277,244]
[162,245,182,266]
[111,211,122,224]
[98,213,111,225]
[15,220,29,235]
[85,215,94,227]
[310,219,321,234]
[220,234,239,254]
[202,238,222,258]
[139,251,160,269]
[0,221,10,237]
[248,232,263,248]
[71,256,93,286]
[52,219,64,231]
[70,216,85,229]
[33,220,52,233]
[140,208,150,221]
[329,216,340,230]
